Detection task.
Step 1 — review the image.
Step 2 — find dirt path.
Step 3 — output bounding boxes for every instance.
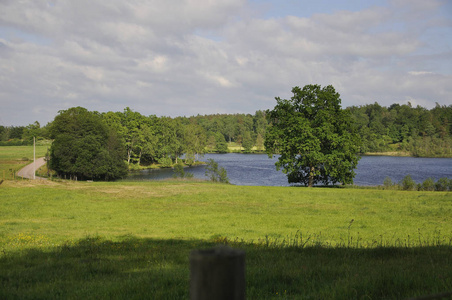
[17,157,47,179]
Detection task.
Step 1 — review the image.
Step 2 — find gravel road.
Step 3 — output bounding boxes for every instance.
[17,157,47,179]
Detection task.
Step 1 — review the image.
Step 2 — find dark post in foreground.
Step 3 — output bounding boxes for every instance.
[190,246,245,300]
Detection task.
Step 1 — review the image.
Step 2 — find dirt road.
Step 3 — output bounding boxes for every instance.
[17,157,47,179]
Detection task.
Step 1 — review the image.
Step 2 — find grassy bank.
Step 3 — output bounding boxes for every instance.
[1,180,451,298]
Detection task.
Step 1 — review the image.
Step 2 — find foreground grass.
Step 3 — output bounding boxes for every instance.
[2,236,451,299]
[1,180,451,298]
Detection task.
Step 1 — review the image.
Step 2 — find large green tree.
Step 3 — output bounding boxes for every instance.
[265,85,361,187]
[49,107,128,181]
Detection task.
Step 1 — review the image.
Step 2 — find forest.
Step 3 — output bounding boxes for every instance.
[0,102,451,169]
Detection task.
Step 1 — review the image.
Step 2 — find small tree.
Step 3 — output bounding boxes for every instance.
[205,159,229,183]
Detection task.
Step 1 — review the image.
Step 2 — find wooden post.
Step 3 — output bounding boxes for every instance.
[190,246,245,300]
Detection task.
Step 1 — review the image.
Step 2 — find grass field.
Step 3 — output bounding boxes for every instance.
[1,146,451,299]
[1,179,451,299]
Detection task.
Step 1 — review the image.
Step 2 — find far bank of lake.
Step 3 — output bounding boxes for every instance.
[125,154,452,187]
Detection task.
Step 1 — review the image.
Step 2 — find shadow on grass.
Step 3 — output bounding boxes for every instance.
[1,236,451,299]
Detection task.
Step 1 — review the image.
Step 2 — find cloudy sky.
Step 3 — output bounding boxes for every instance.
[1,0,451,126]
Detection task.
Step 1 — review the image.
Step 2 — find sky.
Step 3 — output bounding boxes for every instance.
[0,0,451,126]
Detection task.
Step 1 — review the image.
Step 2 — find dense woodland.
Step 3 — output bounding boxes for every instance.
[349,102,451,157]
[1,103,451,168]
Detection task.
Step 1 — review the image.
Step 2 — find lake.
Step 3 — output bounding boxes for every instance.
[125,154,452,186]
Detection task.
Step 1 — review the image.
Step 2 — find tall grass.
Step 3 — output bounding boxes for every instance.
[1,235,451,299]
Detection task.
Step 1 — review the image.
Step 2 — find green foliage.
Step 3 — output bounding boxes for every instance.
[157,156,173,168]
[49,107,128,181]
[383,176,394,189]
[348,102,452,156]
[173,163,194,179]
[435,177,451,191]
[215,132,228,153]
[205,159,229,183]
[3,101,451,158]
[399,175,416,190]
[265,84,361,187]
[382,176,450,191]
[421,178,436,191]
[0,139,32,146]
[241,131,254,153]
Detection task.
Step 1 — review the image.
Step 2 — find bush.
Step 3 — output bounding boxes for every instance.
[383,177,394,189]
[435,177,450,191]
[421,178,435,191]
[158,157,173,168]
[0,140,32,146]
[399,175,416,191]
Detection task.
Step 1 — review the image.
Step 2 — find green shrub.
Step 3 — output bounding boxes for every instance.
[383,177,394,189]
[400,175,416,191]
[435,177,450,191]
[158,157,173,168]
[421,178,435,191]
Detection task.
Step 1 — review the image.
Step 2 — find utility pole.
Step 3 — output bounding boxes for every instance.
[33,136,36,180]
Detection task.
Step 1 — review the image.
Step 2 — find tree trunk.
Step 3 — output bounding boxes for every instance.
[308,166,314,187]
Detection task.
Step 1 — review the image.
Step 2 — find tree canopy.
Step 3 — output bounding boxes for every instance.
[265,84,361,187]
[49,107,128,181]
[2,100,450,159]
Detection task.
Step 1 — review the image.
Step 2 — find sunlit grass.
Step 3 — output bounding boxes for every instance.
[1,180,451,298]
[1,180,451,252]
[1,146,451,298]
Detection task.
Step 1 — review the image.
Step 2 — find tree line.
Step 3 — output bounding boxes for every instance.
[348,102,451,157]
[1,102,451,159]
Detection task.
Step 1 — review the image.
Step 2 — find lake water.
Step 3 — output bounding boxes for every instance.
[125,154,452,186]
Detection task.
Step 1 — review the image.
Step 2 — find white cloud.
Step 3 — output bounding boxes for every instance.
[0,0,451,125]
[408,71,435,76]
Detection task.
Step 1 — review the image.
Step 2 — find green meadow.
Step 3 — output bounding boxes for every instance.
[1,146,452,299]
[1,179,451,299]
